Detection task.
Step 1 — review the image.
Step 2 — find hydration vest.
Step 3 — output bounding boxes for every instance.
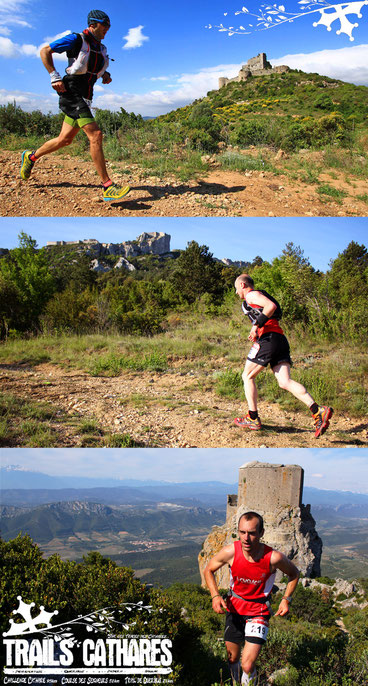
[66,32,109,78]
[242,289,282,326]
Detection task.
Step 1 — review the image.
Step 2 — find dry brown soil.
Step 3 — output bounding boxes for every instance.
[1,362,367,448]
[2,151,368,217]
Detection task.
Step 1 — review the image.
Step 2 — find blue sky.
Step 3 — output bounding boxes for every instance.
[0,0,367,116]
[0,217,366,271]
[1,448,368,492]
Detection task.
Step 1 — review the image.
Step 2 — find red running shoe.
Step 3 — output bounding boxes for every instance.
[313,406,333,438]
[234,413,261,430]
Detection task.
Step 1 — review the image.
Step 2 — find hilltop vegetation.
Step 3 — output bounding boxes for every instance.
[155,70,368,153]
[1,69,367,190]
[1,534,368,685]
[1,233,367,342]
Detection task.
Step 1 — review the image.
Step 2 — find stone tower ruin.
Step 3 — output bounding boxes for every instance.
[218,52,289,88]
[198,461,322,589]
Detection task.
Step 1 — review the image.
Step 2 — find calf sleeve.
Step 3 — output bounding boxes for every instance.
[241,668,257,685]
[229,660,241,683]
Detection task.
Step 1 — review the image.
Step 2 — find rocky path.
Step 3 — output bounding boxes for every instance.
[2,151,368,217]
[1,362,367,448]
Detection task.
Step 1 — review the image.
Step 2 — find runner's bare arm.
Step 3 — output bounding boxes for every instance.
[271,551,300,617]
[40,45,66,93]
[245,290,277,317]
[203,544,235,614]
[246,290,277,342]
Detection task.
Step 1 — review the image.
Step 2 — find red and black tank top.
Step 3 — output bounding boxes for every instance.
[227,541,275,616]
[242,289,284,337]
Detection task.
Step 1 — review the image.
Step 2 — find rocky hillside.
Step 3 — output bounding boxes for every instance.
[157,70,368,126]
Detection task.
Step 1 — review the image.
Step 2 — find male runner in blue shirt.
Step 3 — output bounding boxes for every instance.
[20,10,130,202]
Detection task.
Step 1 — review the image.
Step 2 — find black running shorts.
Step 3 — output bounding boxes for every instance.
[59,74,93,120]
[247,332,292,369]
[59,88,94,123]
[224,613,269,645]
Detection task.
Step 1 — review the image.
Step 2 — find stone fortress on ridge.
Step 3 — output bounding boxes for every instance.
[198,461,322,589]
[218,52,290,89]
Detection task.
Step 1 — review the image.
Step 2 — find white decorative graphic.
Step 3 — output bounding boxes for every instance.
[206,1,368,41]
[3,596,159,646]
[3,596,58,637]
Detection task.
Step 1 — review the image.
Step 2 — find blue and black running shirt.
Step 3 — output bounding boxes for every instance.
[49,31,106,100]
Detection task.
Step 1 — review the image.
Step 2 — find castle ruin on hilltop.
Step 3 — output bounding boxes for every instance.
[198,461,322,588]
[218,52,289,89]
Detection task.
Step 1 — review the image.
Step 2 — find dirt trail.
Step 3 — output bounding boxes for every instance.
[1,362,367,448]
[2,151,368,217]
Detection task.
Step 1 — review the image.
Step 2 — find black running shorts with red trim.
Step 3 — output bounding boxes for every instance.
[224,613,270,645]
[247,332,292,369]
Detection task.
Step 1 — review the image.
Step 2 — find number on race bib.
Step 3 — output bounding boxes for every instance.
[248,343,260,360]
[245,620,269,641]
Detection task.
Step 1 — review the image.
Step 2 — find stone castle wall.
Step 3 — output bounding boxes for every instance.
[218,52,289,88]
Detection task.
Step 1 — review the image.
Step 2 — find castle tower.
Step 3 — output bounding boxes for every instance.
[237,461,303,510]
[198,461,322,589]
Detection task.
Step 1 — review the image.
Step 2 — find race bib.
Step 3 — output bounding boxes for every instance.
[245,619,269,641]
[248,342,260,360]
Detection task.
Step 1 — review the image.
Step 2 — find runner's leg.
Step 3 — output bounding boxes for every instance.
[242,360,265,412]
[225,641,242,683]
[241,641,263,682]
[82,122,110,183]
[33,121,79,159]
[272,362,314,407]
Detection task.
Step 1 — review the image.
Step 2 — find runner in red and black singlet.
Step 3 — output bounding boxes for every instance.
[204,512,300,686]
[233,274,333,438]
[227,541,275,617]
[20,10,130,202]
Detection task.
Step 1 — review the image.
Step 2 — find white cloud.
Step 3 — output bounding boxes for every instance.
[44,30,72,43]
[0,87,58,111]
[311,473,324,478]
[271,44,368,86]
[0,0,32,36]
[122,25,149,50]
[94,84,105,92]
[150,76,170,81]
[0,34,67,60]
[93,62,241,116]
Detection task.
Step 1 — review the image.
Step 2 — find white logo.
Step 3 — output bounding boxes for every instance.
[3,597,173,679]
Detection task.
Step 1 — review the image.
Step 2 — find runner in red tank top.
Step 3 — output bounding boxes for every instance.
[204,512,299,685]
[233,274,333,438]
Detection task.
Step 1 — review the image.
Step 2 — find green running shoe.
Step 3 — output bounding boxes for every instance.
[103,183,130,201]
[20,150,35,180]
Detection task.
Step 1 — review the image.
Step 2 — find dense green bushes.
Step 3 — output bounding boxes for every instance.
[1,235,367,344]
[232,113,351,151]
[1,537,368,685]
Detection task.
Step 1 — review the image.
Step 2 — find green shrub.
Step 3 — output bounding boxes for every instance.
[214,369,243,399]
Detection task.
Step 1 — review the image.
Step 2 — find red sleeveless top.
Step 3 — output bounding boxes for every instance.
[247,300,284,337]
[227,541,275,616]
